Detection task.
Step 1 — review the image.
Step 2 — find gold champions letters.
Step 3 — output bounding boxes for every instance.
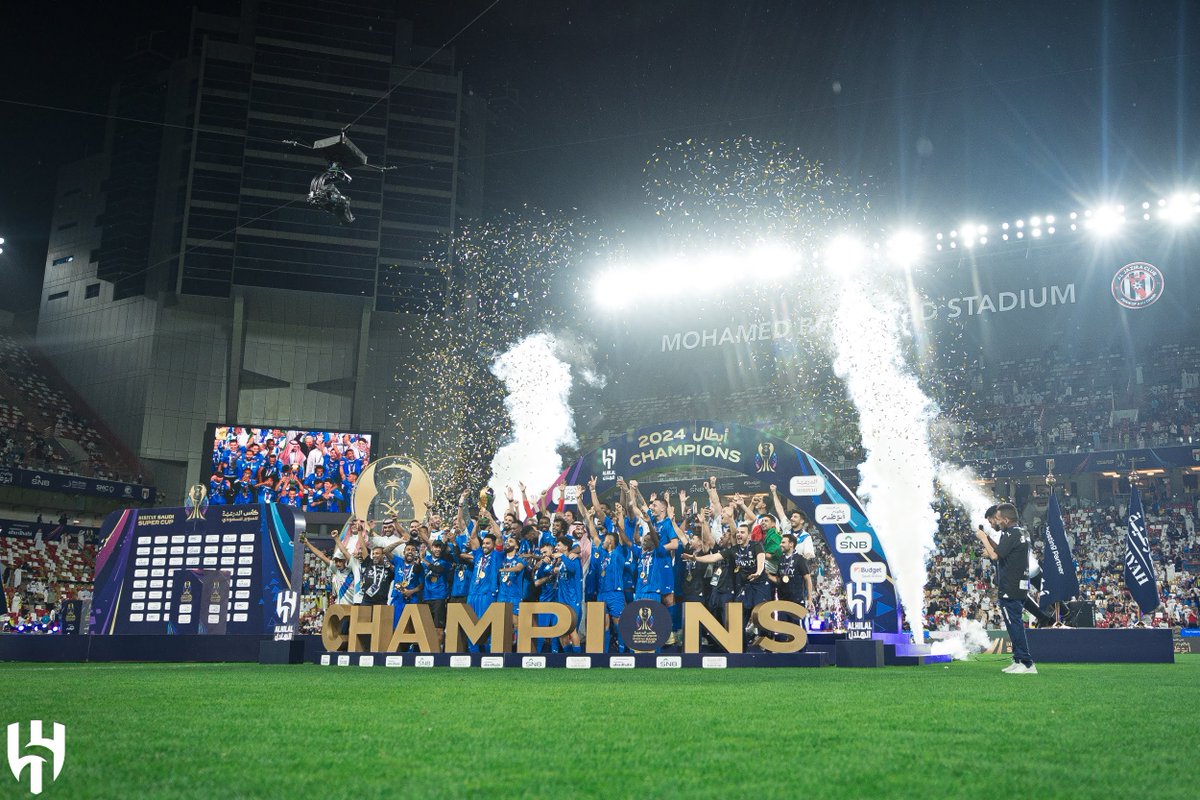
[321,600,809,654]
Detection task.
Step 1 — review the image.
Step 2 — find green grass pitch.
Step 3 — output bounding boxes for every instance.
[1,655,1196,799]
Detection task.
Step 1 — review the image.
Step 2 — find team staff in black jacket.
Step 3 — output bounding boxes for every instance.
[975,502,1038,674]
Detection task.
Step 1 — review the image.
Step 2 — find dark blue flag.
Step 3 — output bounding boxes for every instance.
[1123,485,1161,614]
[1039,491,1079,609]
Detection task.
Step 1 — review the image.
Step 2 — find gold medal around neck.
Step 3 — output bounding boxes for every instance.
[782,576,791,583]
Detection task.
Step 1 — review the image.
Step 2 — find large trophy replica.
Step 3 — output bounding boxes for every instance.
[352,455,434,526]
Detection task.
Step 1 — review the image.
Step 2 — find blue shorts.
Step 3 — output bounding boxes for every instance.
[599,590,626,620]
[391,596,407,628]
[467,593,494,620]
[655,564,676,596]
[498,598,521,618]
[634,590,662,603]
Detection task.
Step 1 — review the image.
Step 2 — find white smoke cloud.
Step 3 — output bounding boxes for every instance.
[489,332,577,516]
[936,462,996,530]
[928,617,991,660]
[829,278,939,643]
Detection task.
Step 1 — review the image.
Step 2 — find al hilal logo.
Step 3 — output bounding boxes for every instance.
[275,590,298,624]
[1112,262,1164,309]
[7,721,65,795]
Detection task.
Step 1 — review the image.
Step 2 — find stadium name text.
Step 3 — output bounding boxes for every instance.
[321,600,809,655]
[661,319,812,353]
[658,285,1076,352]
[920,284,1076,320]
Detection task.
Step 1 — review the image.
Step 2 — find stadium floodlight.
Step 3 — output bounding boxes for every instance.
[1086,205,1125,236]
[593,267,636,309]
[689,253,742,287]
[824,235,867,272]
[886,230,924,269]
[1159,193,1197,225]
[749,243,801,279]
[958,222,981,247]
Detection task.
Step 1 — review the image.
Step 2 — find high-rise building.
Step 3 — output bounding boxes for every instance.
[36,1,485,499]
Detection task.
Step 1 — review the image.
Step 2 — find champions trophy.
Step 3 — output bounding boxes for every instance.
[184,484,209,521]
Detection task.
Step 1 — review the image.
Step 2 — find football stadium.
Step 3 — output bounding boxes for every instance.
[1,2,1199,798]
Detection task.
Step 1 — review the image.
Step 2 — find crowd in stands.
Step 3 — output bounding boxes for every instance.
[577,344,1200,467]
[1,529,97,632]
[957,343,1200,455]
[923,491,1199,630]
[0,333,146,485]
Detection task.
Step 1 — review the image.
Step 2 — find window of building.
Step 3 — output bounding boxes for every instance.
[51,255,75,266]
[48,291,69,301]
[85,283,101,299]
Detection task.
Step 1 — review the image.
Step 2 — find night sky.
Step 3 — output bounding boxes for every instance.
[1,0,1197,315]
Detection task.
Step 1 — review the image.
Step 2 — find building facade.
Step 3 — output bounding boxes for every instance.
[37,0,485,499]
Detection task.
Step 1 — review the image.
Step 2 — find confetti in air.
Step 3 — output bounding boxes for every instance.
[382,133,997,642]
[488,333,578,516]
[388,206,608,509]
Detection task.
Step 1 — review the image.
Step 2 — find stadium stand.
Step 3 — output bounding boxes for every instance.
[0,332,147,485]
[578,345,1200,467]
[2,530,98,632]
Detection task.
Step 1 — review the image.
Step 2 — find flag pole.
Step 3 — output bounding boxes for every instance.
[1045,458,1064,628]
[1128,459,1145,629]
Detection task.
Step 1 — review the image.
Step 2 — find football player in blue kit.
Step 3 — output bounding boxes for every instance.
[531,543,561,653]
[552,537,583,652]
[583,477,633,651]
[390,542,424,629]
[497,533,528,636]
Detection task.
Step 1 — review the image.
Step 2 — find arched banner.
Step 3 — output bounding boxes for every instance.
[545,420,899,635]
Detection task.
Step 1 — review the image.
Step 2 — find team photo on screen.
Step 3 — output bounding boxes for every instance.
[206,426,373,511]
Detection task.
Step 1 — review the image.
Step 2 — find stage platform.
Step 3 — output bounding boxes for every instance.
[0,634,327,664]
[7,629,1163,666]
[315,650,834,669]
[1026,627,1174,663]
